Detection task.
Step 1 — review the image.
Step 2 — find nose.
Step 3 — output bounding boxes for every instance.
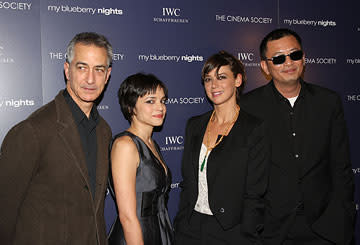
[157,101,166,112]
[86,68,96,84]
[284,55,293,65]
[211,79,219,88]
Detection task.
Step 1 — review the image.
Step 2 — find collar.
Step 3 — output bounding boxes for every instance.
[63,89,99,126]
[270,79,308,102]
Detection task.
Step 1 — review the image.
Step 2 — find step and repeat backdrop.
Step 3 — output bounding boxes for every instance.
[1,0,359,242]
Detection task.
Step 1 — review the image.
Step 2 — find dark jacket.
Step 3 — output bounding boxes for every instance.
[241,80,356,245]
[174,109,269,244]
[0,90,112,245]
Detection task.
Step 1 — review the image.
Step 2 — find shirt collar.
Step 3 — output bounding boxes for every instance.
[270,78,308,101]
[63,89,99,126]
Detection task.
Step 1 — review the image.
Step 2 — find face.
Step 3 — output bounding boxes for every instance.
[203,65,242,107]
[261,35,305,87]
[132,86,167,128]
[64,43,112,111]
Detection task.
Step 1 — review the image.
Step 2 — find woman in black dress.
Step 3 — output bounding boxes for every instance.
[108,73,174,245]
[174,51,268,245]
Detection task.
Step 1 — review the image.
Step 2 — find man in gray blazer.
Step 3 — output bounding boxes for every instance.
[241,28,355,245]
[0,32,112,245]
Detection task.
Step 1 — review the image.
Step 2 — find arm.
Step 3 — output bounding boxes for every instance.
[330,95,355,242]
[111,136,144,245]
[0,122,40,244]
[330,95,354,204]
[242,121,269,244]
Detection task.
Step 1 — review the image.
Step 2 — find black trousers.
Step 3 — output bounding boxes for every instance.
[175,211,251,245]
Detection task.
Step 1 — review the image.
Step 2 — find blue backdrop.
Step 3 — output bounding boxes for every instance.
[1,0,359,243]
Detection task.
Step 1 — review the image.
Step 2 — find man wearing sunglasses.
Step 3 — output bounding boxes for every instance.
[241,28,355,245]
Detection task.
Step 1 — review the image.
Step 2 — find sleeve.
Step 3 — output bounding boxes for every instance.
[329,94,355,243]
[242,120,269,244]
[0,121,40,244]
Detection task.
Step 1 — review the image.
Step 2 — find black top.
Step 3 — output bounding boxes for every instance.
[63,89,99,198]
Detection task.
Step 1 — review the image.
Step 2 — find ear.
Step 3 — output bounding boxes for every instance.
[302,52,306,66]
[260,60,270,76]
[105,67,112,84]
[235,73,242,88]
[64,62,70,81]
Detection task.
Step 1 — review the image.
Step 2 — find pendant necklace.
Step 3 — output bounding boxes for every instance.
[200,107,239,172]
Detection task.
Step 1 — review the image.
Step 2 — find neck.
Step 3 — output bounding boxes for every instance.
[213,103,239,124]
[80,104,93,118]
[274,80,301,98]
[66,88,93,118]
[128,123,153,144]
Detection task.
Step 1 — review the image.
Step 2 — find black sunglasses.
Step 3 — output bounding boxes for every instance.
[266,50,304,65]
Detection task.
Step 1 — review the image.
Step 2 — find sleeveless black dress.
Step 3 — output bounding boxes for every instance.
[108,131,174,245]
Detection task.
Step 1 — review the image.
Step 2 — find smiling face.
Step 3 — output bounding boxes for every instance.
[131,86,167,128]
[203,65,242,107]
[64,43,111,113]
[261,35,305,88]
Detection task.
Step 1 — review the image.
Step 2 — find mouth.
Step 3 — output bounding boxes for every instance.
[282,67,297,74]
[212,91,223,97]
[82,88,98,94]
[153,114,164,118]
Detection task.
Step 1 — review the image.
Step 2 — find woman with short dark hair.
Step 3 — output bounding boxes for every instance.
[108,73,174,245]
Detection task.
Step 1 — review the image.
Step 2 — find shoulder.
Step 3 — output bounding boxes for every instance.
[1,100,57,152]
[27,99,57,125]
[8,99,56,136]
[111,134,138,156]
[238,109,265,133]
[110,133,140,169]
[240,108,262,123]
[305,81,340,99]
[242,83,270,101]
[98,116,112,138]
[303,81,343,110]
[240,83,272,113]
[186,110,212,127]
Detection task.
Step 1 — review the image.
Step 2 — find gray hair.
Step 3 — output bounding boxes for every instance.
[66,32,113,67]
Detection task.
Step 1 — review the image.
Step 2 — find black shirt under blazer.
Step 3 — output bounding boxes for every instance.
[174,109,269,243]
[241,80,356,245]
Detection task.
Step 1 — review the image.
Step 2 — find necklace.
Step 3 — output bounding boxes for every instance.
[200,106,239,172]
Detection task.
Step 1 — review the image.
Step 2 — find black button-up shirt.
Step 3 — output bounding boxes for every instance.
[270,83,307,209]
[241,79,354,243]
[271,81,306,173]
[63,89,99,198]
[242,80,311,206]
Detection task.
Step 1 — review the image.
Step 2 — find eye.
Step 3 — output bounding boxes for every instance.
[145,100,155,104]
[161,99,167,104]
[204,77,211,83]
[95,67,105,73]
[218,75,226,80]
[77,65,87,70]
